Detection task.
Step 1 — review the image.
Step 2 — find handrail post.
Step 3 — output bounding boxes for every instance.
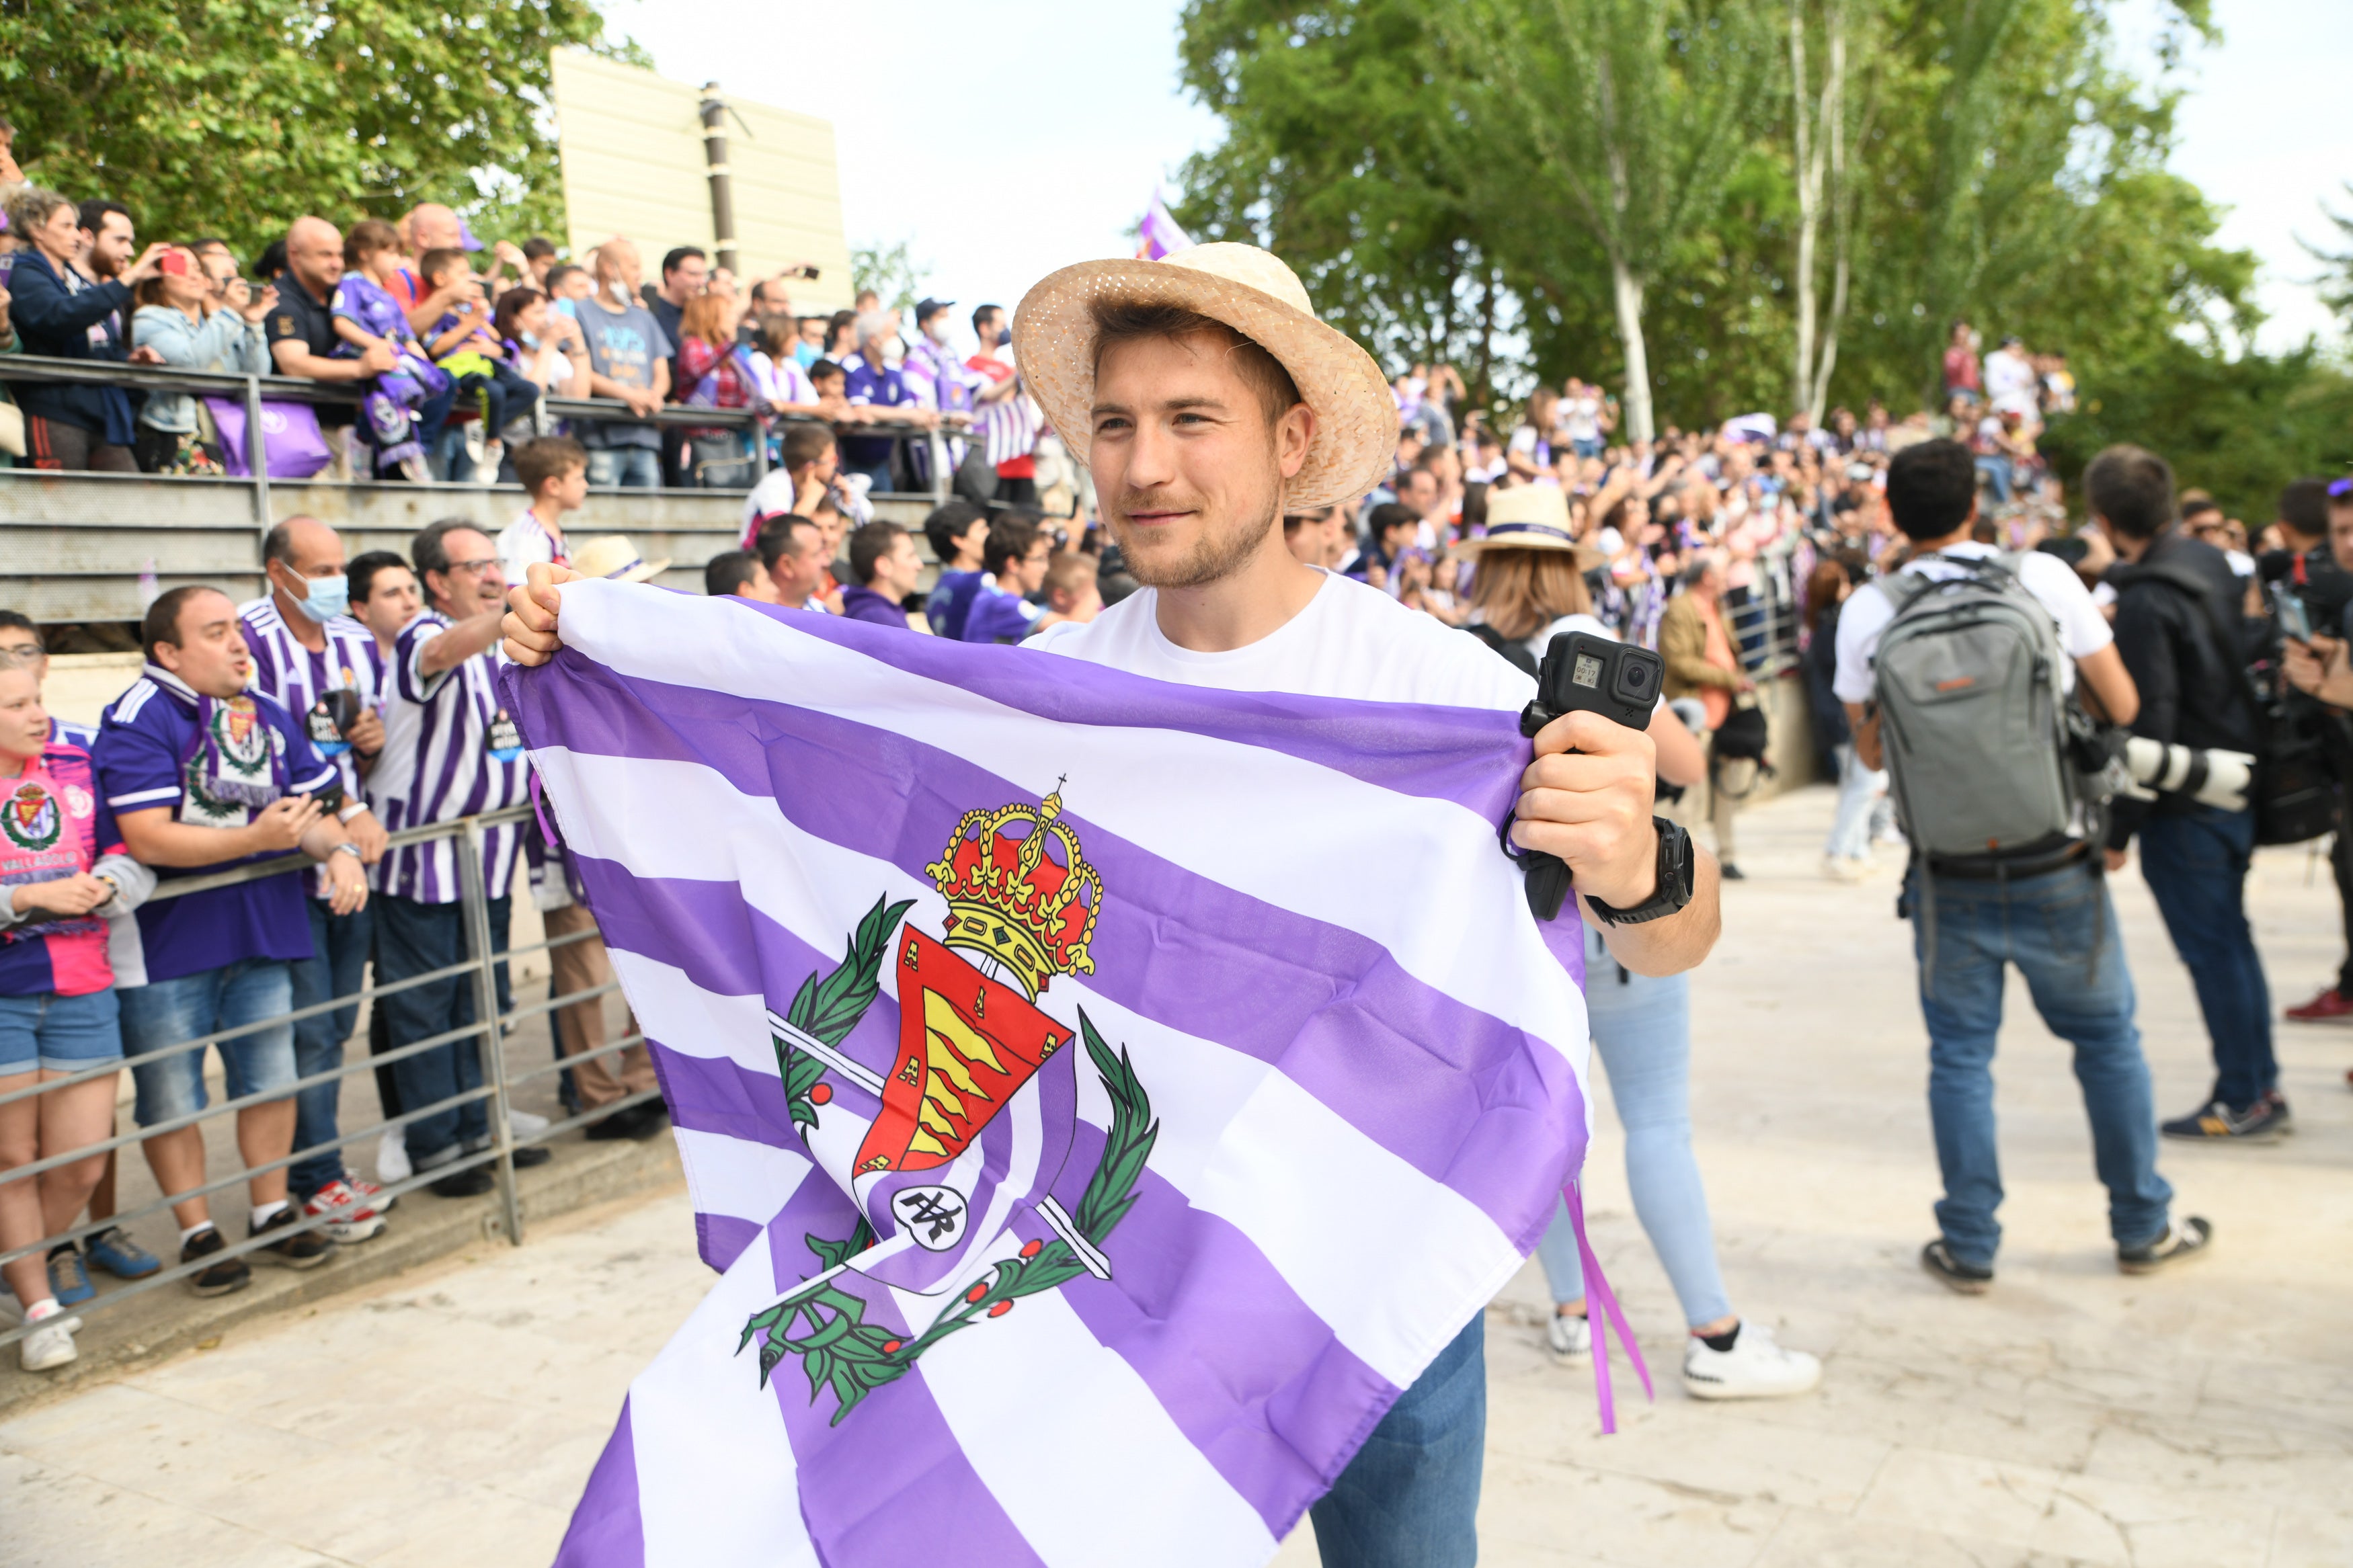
[750,413,770,482]
[458,817,524,1245]
[244,372,272,539]
[929,428,950,503]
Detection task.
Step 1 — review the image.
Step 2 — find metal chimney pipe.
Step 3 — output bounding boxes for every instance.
[699,83,738,275]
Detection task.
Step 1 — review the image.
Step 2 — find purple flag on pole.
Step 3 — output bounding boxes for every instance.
[504,581,1594,1567]
[1138,185,1194,260]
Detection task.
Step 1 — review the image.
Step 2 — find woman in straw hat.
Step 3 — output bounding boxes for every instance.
[1457,485,1820,1405]
[503,239,1724,1567]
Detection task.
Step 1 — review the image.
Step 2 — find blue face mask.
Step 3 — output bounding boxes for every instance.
[289,572,349,624]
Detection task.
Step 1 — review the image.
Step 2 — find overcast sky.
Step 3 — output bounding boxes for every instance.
[608,0,2348,357]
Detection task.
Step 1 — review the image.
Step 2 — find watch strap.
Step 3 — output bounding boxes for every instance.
[1585,817,1694,926]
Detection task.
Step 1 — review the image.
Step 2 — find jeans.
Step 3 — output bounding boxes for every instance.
[586,445,663,489]
[1909,862,2171,1266]
[843,457,895,496]
[120,960,297,1126]
[2137,805,2276,1108]
[0,989,122,1075]
[376,893,510,1169]
[1974,454,2013,503]
[1826,742,1886,861]
[1536,930,1732,1327]
[1311,1313,1485,1568]
[288,897,373,1199]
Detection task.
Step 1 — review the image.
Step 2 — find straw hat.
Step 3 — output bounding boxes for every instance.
[1014,243,1398,509]
[571,535,670,584]
[1451,484,1604,567]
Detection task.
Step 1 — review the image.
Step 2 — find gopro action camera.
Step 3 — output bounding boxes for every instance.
[1511,632,1668,921]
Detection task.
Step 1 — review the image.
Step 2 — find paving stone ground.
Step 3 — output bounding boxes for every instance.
[4,784,2348,1567]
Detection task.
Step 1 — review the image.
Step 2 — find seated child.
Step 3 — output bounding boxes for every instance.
[331,220,450,480]
[417,247,542,471]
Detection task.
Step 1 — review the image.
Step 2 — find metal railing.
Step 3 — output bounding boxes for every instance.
[0,352,961,518]
[0,802,657,1350]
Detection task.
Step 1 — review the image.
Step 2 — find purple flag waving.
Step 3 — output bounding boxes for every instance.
[504,581,1595,1567]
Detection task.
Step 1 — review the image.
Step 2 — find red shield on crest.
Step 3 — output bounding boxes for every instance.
[852,928,1068,1175]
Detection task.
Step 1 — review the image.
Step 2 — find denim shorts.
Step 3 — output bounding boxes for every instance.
[0,988,124,1075]
[120,959,297,1126]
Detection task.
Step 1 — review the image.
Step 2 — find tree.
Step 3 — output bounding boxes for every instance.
[1787,0,1881,421]
[850,239,929,315]
[1176,0,1513,400]
[1440,0,1780,441]
[2302,181,2353,334]
[0,0,643,263]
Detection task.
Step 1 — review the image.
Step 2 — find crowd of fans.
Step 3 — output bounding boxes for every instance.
[0,166,1027,493]
[3,166,2347,1385]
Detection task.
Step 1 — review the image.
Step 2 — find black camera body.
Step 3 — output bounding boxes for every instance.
[1511,632,1666,922]
[1520,632,1665,737]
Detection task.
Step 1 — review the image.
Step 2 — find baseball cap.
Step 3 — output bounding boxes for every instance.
[915,297,955,324]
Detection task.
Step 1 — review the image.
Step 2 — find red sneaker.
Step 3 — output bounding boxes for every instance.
[2284,987,2353,1023]
[304,1180,385,1245]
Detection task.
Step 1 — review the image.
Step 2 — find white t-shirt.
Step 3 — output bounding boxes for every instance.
[1560,396,1601,444]
[497,509,566,586]
[1031,570,1531,712]
[1833,542,2112,704]
[1984,347,2039,417]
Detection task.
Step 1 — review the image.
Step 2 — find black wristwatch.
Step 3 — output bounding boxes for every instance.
[1584,817,1696,925]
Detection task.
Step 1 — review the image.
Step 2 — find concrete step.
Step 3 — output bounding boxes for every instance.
[0,1130,683,1423]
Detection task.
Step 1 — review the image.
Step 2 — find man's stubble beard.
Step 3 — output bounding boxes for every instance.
[1108,489,1281,591]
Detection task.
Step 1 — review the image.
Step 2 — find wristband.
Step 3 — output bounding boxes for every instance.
[331,841,364,860]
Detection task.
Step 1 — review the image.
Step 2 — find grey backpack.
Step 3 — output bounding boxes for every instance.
[1872,554,2093,863]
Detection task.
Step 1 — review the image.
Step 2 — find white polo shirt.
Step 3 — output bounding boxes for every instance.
[1833,542,2111,704]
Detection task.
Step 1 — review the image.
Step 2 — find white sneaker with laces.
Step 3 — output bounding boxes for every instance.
[1545,1311,1591,1364]
[1681,1321,1820,1400]
[21,1311,81,1372]
[509,1110,551,1139]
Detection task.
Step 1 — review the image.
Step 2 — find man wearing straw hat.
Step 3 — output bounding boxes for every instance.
[504,241,1721,1565]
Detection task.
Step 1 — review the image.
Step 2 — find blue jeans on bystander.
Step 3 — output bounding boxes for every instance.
[2135,804,2276,1110]
[1909,860,2171,1267]
[1310,1312,1486,1568]
[288,897,373,1200]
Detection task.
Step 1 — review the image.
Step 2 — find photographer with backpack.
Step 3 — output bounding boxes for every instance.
[2088,445,2285,1144]
[1835,440,2210,1294]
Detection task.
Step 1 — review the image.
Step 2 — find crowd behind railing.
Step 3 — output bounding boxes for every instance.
[0,181,1040,498]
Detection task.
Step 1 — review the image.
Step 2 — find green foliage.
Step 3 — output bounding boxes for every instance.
[2305,182,2353,333]
[850,239,928,315]
[0,0,641,264]
[1173,0,2329,487]
[2038,344,2353,525]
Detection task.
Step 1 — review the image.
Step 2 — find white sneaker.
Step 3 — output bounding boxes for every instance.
[509,1110,551,1139]
[376,1128,413,1188]
[1822,855,1868,882]
[21,1311,81,1372]
[1681,1321,1820,1400]
[1546,1311,1591,1364]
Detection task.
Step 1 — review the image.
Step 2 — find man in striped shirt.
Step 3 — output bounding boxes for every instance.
[239,516,393,1241]
[368,520,549,1198]
[967,304,1041,505]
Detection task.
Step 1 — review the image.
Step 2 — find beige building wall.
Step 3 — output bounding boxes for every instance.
[549,48,855,314]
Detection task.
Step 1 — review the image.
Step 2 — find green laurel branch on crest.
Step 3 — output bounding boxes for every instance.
[774,893,913,1134]
[740,1003,1158,1424]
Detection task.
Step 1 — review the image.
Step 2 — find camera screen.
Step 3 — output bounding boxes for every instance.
[1572,653,1604,690]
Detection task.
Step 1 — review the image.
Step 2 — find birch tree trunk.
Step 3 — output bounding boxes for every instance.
[1609,254,1654,442]
[1807,6,1850,421]
[1790,2,1821,418]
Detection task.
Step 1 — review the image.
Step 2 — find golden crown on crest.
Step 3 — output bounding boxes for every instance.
[924,781,1103,999]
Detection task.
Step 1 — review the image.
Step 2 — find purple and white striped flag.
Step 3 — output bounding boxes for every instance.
[1137,186,1194,260]
[503,581,1596,1568]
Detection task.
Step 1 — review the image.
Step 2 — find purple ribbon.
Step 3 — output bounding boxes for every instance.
[1566,1179,1652,1434]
